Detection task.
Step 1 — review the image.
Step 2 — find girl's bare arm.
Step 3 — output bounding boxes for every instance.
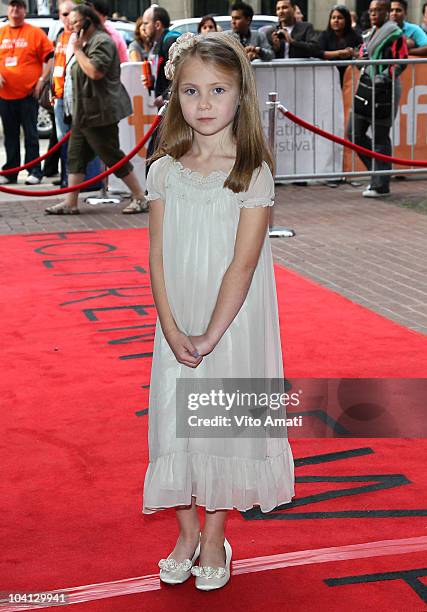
[149,200,201,367]
[190,205,270,354]
[149,199,176,336]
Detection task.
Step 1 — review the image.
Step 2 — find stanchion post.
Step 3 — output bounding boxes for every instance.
[266,91,295,239]
[267,91,278,160]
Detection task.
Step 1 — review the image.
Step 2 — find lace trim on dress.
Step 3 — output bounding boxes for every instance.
[167,157,274,206]
[237,199,274,209]
[170,156,230,185]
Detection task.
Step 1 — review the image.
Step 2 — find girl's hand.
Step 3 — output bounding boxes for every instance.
[188,334,215,357]
[165,328,203,368]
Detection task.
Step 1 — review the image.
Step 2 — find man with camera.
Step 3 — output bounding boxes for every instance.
[228,1,274,61]
[265,0,321,59]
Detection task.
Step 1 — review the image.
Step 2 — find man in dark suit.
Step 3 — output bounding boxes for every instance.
[263,0,321,58]
[140,5,180,179]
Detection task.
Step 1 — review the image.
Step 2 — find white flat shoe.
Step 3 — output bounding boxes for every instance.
[158,534,201,584]
[191,537,232,591]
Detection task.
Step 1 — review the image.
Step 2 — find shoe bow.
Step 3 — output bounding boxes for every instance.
[191,565,227,578]
[158,557,193,572]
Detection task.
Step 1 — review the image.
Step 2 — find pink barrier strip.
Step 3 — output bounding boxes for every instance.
[3,536,426,610]
[233,534,427,574]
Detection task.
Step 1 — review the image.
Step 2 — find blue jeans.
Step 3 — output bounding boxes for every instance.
[0,95,42,181]
[54,97,69,186]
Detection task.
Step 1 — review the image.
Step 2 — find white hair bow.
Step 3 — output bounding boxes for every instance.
[164,32,199,81]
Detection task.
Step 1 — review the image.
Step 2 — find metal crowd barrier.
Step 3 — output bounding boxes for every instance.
[258,57,427,182]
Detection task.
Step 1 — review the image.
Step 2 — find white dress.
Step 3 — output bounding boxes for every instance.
[142,155,295,514]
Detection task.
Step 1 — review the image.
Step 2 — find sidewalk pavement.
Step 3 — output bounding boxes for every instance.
[0,173,426,336]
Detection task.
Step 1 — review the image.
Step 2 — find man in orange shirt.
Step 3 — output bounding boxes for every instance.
[0,0,54,185]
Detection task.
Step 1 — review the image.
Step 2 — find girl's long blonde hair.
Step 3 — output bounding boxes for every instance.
[150,32,273,193]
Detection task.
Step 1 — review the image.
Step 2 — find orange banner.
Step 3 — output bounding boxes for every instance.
[342,59,427,172]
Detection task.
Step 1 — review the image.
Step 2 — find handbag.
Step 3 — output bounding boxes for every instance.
[354,70,392,120]
[37,69,54,110]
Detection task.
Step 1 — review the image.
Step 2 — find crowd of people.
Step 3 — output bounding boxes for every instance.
[0,0,426,210]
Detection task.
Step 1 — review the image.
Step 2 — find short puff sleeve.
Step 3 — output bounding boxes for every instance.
[146,157,169,201]
[87,37,114,74]
[237,162,274,208]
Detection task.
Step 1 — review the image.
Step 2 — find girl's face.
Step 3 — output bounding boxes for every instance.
[200,19,216,34]
[330,10,346,32]
[178,57,240,140]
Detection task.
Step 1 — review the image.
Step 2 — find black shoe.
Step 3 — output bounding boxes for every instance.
[362,187,391,198]
[0,174,18,185]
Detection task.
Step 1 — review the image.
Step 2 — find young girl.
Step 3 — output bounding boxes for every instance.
[143,31,295,591]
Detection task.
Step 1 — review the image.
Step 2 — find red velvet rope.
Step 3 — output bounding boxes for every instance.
[278,105,427,167]
[0,131,71,175]
[0,114,162,196]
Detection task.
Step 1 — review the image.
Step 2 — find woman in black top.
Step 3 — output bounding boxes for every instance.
[318,5,363,87]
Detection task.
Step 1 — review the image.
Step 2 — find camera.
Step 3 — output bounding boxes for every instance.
[276,25,285,39]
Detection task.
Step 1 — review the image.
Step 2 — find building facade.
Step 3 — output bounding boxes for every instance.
[0,0,425,32]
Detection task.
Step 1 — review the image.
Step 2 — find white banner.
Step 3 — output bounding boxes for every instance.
[109,62,157,194]
[253,60,344,177]
[111,60,344,190]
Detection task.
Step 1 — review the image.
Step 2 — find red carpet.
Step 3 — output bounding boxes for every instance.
[0,229,426,612]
